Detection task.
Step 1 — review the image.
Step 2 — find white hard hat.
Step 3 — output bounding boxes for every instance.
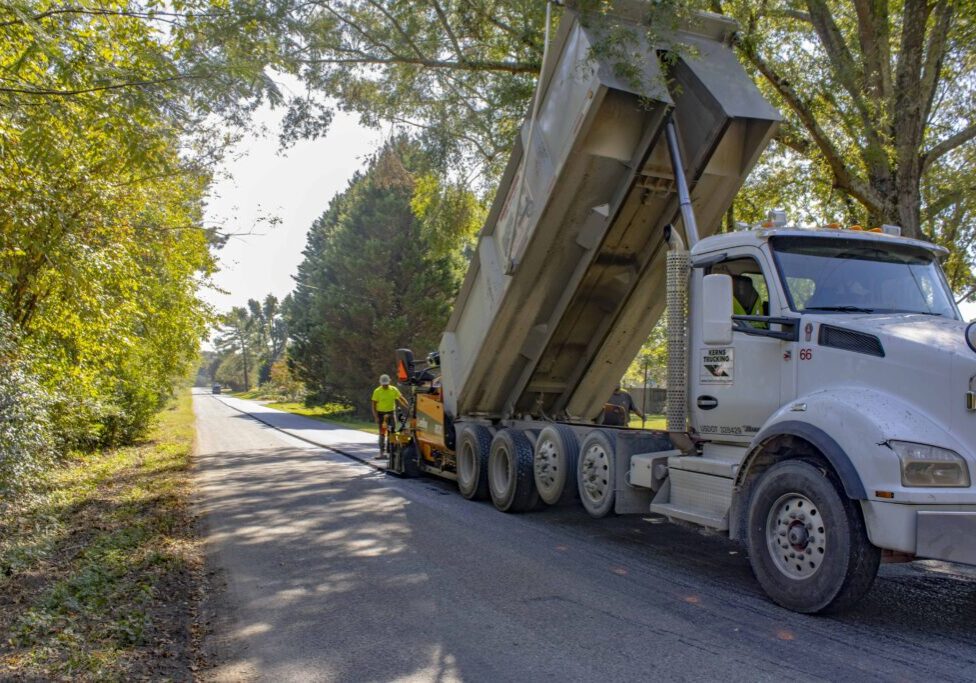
[379,374,391,385]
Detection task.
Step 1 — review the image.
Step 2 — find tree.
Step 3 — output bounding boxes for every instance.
[267,357,304,401]
[709,1,976,266]
[253,294,290,384]
[624,316,668,389]
[0,2,249,449]
[182,0,557,182]
[210,293,292,391]
[287,140,470,414]
[0,314,54,494]
[212,352,246,391]
[215,307,255,390]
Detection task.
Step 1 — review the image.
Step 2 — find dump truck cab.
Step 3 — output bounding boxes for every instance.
[686,225,976,562]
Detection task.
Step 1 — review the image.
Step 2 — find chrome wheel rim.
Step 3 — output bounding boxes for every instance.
[766,493,826,580]
[579,443,610,505]
[534,437,561,496]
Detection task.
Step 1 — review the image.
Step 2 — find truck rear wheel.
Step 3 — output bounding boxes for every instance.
[746,459,880,614]
[488,429,539,513]
[577,430,617,518]
[456,424,492,500]
[533,424,580,505]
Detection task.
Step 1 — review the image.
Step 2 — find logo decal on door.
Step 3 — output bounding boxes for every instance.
[701,348,734,385]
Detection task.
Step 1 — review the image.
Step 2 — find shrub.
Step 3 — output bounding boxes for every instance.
[0,318,55,497]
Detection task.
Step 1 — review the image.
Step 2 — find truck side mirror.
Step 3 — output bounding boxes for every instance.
[702,274,733,345]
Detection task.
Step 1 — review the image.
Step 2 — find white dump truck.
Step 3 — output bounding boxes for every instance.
[389,4,976,613]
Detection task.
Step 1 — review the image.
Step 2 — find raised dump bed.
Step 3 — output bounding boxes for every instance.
[439,8,779,421]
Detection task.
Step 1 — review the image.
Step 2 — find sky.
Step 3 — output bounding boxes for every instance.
[201,105,382,314]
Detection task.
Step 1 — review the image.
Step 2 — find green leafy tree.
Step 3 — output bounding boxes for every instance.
[624,316,668,389]
[267,357,304,401]
[183,0,551,181]
[0,314,54,494]
[0,1,250,449]
[212,294,291,390]
[253,294,290,384]
[215,307,256,390]
[709,0,976,294]
[214,352,247,392]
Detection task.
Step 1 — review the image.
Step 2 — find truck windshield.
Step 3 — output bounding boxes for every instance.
[770,236,959,319]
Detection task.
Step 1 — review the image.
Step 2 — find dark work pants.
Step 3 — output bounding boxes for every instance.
[376,411,393,452]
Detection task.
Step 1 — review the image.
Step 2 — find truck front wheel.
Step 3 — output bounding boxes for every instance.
[746,459,880,613]
[488,429,539,513]
[456,424,492,500]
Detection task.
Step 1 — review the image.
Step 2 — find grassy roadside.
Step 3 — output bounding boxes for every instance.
[263,401,378,433]
[228,388,263,400]
[225,390,378,433]
[629,414,667,430]
[0,391,202,681]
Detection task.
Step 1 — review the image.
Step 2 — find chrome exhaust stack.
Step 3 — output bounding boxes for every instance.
[665,225,693,452]
[664,119,694,452]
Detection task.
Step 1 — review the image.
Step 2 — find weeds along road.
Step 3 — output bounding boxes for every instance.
[192,389,976,682]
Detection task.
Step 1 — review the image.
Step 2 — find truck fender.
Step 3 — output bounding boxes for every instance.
[730,390,884,540]
[740,420,867,500]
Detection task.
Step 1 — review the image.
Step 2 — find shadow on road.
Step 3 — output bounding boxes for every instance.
[195,435,976,682]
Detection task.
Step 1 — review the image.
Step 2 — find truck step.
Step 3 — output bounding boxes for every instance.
[649,502,729,531]
[650,467,733,531]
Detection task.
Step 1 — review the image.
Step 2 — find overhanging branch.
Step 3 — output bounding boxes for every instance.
[301,55,539,74]
[922,122,976,172]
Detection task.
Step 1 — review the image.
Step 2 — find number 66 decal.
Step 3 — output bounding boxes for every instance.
[799,348,813,361]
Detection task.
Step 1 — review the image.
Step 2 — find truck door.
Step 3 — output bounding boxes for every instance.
[691,251,793,443]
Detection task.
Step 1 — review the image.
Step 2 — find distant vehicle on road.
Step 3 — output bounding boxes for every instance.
[212,383,222,394]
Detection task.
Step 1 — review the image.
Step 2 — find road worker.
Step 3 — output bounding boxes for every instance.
[600,384,644,427]
[371,374,408,459]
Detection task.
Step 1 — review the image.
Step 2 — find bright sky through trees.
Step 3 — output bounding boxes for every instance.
[202,104,381,313]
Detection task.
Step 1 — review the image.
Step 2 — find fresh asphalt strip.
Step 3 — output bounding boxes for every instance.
[212,394,387,472]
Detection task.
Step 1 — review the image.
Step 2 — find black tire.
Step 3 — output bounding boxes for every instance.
[533,424,580,506]
[488,429,539,513]
[576,430,617,518]
[456,424,492,500]
[399,444,421,479]
[746,459,880,614]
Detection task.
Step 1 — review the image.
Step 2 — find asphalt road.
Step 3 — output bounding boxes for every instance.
[193,389,976,682]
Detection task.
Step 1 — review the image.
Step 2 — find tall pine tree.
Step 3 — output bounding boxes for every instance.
[288,140,468,414]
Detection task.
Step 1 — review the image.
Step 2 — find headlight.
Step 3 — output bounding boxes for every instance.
[890,441,971,487]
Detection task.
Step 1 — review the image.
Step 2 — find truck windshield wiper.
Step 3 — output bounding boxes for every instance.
[804,306,876,313]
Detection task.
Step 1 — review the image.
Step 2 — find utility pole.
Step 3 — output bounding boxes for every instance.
[641,356,649,430]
